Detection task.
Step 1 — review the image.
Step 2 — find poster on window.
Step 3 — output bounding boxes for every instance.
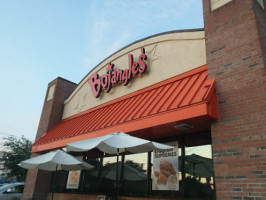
[66,170,81,189]
[152,141,179,191]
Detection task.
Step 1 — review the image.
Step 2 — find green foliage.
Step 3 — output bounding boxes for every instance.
[0,135,32,181]
[125,160,145,173]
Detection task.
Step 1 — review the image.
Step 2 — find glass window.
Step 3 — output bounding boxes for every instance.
[57,132,216,199]
[53,170,68,193]
[121,152,148,197]
[82,157,102,193]
[98,155,122,195]
[7,186,16,193]
[5,185,24,193]
[184,133,215,200]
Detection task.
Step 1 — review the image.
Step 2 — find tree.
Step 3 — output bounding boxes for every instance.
[125,159,146,173]
[0,135,32,182]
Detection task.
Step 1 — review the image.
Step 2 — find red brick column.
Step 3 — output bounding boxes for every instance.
[203,0,266,199]
[22,77,77,200]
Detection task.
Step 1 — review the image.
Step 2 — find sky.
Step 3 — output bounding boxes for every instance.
[0,0,203,144]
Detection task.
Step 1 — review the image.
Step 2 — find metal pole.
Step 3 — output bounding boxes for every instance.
[120,153,125,193]
[81,153,86,192]
[146,151,151,195]
[81,171,85,192]
[97,152,104,193]
[181,136,185,200]
[115,149,119,199]
[51,164,57,200]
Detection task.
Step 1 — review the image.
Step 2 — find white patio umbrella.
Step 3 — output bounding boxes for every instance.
[19,149,94,200]
[66,132,174,197]
[66,132,173,154]
[19,149,93,171]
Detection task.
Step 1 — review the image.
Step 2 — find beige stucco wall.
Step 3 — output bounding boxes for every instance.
[210,0,233,11]
[62,30,206,119]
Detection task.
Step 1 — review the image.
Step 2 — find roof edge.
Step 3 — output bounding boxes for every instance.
[63,65,207,122]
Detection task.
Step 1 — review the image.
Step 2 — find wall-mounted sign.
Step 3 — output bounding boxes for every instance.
[88,48,148,98]
[66,170,81,189]
[152,141,179,191]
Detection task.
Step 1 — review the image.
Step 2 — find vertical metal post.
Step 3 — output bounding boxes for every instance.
[120,153,125,193]
[181,136,185,200]
[81,153,86,192]
[97,152,104,193]
[81,171,85,192]
[51,164,57,200]
[115,149,120,199]
[146,151,151,196]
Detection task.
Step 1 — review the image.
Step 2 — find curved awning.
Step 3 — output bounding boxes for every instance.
[32,65,219,153]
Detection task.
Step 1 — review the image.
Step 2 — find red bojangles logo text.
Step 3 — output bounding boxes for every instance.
[88,48,147,98]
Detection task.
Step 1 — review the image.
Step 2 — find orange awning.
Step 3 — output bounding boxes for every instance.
[32,65,219,153]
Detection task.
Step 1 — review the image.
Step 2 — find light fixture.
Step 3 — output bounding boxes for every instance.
[174,124,193,131]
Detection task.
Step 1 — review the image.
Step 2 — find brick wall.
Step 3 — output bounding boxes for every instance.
[254,0,266,67]
[22,77,77,200]
[203,0,266,199]
[35,77,77,141]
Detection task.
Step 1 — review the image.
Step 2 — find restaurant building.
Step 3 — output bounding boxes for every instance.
[22,0,265,200]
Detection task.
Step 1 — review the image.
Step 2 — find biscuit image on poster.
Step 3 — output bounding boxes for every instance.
[69,171,78,184]
[153,159,177,189]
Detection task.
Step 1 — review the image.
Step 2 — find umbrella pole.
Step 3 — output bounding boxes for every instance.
[193,162,195,177]
[51,165,57,200]
[115,149,119,199]
[96,152,104,193]
[120,153,125,192]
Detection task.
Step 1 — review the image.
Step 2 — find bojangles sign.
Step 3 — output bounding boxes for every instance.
[88,48,148,98]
